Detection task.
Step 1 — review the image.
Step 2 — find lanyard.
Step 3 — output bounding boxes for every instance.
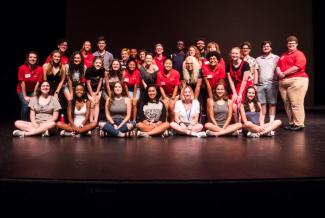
[183,102,192,123]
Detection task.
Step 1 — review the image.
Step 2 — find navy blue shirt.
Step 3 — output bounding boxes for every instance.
[171,51,186,75]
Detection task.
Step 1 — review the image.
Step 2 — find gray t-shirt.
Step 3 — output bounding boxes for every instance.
[256,53,279,84]
[93,50,114,71]
[28,96,61,123]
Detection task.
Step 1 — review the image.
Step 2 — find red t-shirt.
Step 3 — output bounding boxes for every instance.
[154,55,166,72]
[156,69,180,96]
[202,57,226,76]
[16,64,44,93]
[45,54,69,65]
[202,64,226,89]
[123,69,141,89]
[81,51,94,68]
[277,49,308,79]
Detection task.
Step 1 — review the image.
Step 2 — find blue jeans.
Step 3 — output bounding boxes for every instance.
[102,118,136,136]
[17,92,33,121]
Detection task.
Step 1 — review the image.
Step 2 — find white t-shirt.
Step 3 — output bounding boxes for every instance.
[174,99,200,124]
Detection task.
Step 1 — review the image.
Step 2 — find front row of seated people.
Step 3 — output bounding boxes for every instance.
[13,80,281,138]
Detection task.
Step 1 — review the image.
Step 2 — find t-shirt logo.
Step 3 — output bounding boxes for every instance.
[207,74,213,79]
[25,74,31,78]
[161,81,166,85]
[124,78,129,83]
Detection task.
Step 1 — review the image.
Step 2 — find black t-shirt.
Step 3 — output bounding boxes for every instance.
[85,67,105,92]
[226,61,250,78]
[138,100,167,122]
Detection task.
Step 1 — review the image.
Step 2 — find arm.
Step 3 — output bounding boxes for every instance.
[29,109,39,128]
[194,78,202,99]
[174,111,181,124]
[132,83,138,98]
[171,85,178,100]
[207,98,217,125]
[104,71,112,97]
[33,82,40,97]
[237,70,250,100]
[105,99,115,124]
[223,100,233,128]
[55,72,66,97]
[117,98,132,129]
[142,79,147,90]
[204,77,213,98]
[96,78,103,94]
[258,103,264,126]
[83,101,91,126]
[239,105,248,124]
[67,101,75,126]
[86,80,94,96]
[124,84,131,98]
[160,87,168,100]
[254,69,259,86]
[227,73,237,98]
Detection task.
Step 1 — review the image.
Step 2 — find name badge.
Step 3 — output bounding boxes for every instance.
[124,78,129,82]
[207,74,213,79]
[161,81,166,86]
[25,74,31,78]
[205,61,210,65]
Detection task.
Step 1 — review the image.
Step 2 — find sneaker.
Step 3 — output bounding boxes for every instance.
[284,124,294,130]
[86,130,92,136]
[197,131,207,138]
[13,130,24,137]
[99,130,105,137]
[247,131,259,138]
[231,130,240,136]
[73,133,80,138]
[266,131,275,136]
[162,130,169,137]
[206,130,216,137]
[137,131,150,138]
[168,129,174,136]
[290,125,304,131]
[42,130,50,137]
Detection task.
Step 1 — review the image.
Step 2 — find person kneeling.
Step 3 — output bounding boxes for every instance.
[136,84,170,137]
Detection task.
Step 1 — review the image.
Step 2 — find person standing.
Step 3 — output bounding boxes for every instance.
[93,36,114,71]
[255,41,279,124]
[171,40,186,74]
[45,39,69,65]
[276,36,309,131]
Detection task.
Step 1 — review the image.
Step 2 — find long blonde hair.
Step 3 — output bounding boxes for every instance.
[182,56,201,84]
[45,50,65,77]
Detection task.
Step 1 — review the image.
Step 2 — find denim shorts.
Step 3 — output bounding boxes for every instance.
[257,83,278,104]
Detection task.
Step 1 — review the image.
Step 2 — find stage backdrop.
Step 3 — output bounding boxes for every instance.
[67,0,314,106]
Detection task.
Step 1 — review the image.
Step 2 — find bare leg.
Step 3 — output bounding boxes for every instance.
[137,122,155,132]
[170,122,189,135]
[269,104,276,123]
[259,120,282,135]
[23,121,56,136]
[206,122,242,136]
[77,122,97,134]
[56,121,75,132]
[132,98,138,121]
[146,122,170,136]
[261,104,267,124]
[15,120,36,132]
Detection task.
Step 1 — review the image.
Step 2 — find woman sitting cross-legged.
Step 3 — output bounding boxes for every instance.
[56,84,97,137]
[13,80,61,137]
[98,81,136,137]
[136,84,170,137]
[239,86,282,137]
[205,81,243,136]
[170,86,206,137]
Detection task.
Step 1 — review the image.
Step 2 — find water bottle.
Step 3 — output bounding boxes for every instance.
[60,114,65,123]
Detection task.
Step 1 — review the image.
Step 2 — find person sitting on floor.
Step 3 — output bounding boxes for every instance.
[239,86,282,137]
[99,81,136,137]
[56,84,97,137]
[13,80,61,137]
[136,84,170,137]
[205,80,242,137]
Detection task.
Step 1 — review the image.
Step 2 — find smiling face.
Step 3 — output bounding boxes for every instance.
[111,60,121,71]
[209,55,219,67]
[121,50,129,61]
[246,87,256,101]
[216,84,225,98]
[163,59,173,71]
[75,85,85,98]
[241,45,251,56]
[28,53,38,65]
[196,40,205,51]
[73,54,82,65]
[139,51,146,61]
[97,40,106,51]
[185,59,194,71]
[83,41,92,52]
[40,81,50,95]
[127,61,136,71]
[287,41,298,52]
[148,86,157,100]
[177,41,185,51]
[52,52,61,64]
[183,87,193,100]
[189,47,196,57]
[230,48,241,61]
[145,54,153,65]
[93,58,103,70]
[130,49,137,58]
[114,82,123,95]
[58,42,68,53]
[155,45,164,55]
[262,43,272,55]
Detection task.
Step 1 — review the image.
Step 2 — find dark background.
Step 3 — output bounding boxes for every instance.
[1,0,324,122]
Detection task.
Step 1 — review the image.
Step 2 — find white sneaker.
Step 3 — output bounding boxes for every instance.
[162,130,169,137]
[206,130,216,137]
[137,131,150,138]
[42,130,50,137]
[266,131,275,136]
[247,131,259,138]
[86,130,92,136]
[197,131,207,138]
[13,130,24,137]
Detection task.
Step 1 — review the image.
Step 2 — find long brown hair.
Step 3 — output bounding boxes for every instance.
[45,50,64,77]
[243,86,260,112]
[108,81,127,109]
[212,80,228,101]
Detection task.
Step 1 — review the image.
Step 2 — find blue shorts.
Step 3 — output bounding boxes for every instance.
[257,83,278,104]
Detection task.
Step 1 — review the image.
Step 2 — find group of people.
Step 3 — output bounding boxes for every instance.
[13,35,309,138]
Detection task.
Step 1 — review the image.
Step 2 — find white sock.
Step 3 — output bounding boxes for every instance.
[269,115,275,123]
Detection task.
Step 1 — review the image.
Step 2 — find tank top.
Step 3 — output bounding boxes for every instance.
[47,71,62,95]
[110,97,127,119]
[139,65,158,87]
[245,111,260,125]
[213,100,228,127]
[74,102,87,127]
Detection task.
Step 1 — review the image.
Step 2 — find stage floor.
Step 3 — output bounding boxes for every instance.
[1,112,325,181]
